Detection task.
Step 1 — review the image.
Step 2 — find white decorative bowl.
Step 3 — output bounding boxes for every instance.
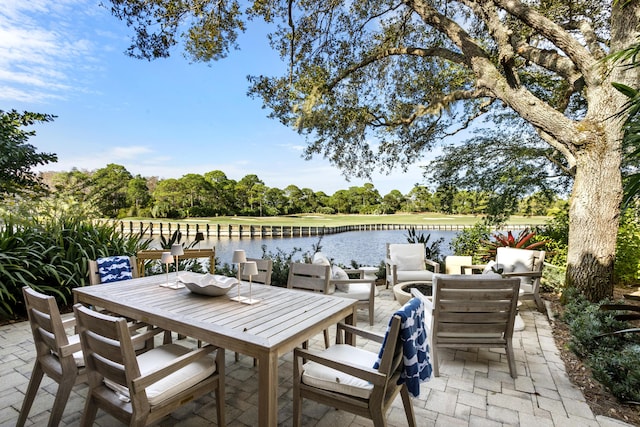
[181,274,238,297]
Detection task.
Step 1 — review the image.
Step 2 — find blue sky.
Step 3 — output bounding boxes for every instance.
[0,0,435,195]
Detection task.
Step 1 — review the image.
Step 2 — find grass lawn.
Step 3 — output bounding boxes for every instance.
[122,213,549,227]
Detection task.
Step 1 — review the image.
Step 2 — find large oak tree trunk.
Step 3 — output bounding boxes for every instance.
[566,133,622,301]
[563,2,640,302]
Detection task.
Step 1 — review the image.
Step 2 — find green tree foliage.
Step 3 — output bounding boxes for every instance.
[127,175,152,215]
[0,110,57,198]
[104,0,637,301]
[91,163,133,217]
[428,122,572,225]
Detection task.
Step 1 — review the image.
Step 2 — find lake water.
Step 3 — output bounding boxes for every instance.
[153,229,460,267]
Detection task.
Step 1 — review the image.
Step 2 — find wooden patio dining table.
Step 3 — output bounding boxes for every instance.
[73,272,357,427]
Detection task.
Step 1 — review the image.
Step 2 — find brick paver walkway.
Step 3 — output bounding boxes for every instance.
[0,286,632,426]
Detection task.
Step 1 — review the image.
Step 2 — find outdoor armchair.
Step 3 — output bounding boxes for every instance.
[412,274,520,378]
[73,304,225,426]
[385,243,440,289]
[292,302,426,427]
[464,247,546,312]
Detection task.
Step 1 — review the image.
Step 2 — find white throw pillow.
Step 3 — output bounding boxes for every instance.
[312,252,331,266]
[389,244,425,271]
[332,266,350,292]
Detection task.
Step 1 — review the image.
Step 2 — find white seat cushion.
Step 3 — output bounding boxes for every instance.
[302,344,378,399]
[397,270,434,282]
[105,343,217,406]
[334,283,378,300]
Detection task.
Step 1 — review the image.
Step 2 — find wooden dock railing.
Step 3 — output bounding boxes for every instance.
[102,220,531,240]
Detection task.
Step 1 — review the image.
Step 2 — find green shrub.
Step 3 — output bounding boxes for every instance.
[0,207,150,319]
[615,211,640,285]
[449,223,491,262]
[405,227,444,262]
[260,245,305,287]
[591,344,640,403]
[535,209,568,267]
[562,289,640,402]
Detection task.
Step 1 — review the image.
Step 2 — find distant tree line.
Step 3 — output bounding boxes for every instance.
[41,163,563,219]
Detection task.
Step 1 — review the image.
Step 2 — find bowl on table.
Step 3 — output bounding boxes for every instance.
[180,273,238,296]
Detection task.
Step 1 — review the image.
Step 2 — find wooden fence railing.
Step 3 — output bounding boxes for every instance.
[100,220,531,240]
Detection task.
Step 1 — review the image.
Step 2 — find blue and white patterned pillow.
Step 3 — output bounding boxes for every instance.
[96,256,133,284]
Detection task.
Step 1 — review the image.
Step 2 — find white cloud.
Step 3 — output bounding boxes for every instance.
[110,146,153,160]
[0,0,98,104]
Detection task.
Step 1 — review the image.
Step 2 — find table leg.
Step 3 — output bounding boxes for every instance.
[258,352,279,427]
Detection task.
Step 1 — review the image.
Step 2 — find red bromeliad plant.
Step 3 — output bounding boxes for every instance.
[480,228,548,261]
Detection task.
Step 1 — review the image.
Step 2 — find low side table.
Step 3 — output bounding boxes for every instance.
[360,266,378,282]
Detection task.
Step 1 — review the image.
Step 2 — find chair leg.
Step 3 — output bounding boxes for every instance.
[506,341,517,378]
[400,385,417,427]
[16,361,45,427]
[48,376,76,427]
[432,346,440,377]
[370,406,388,427]
[323,329,330,348]
[369,304,374,326]
[215,383,225,426]
[534,293,545,312]
[80,395,99,427]
[293,355,303,427]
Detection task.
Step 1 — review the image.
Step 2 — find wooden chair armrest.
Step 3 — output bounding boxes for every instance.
[336,322,384,343]
[62,316,77,330]
[130,326,165,346]
[132,344,219,393]
[294,347,387,386]
[425,259,440,273]
[58,340,83,358]
[462,264,486,274]
[502,271,542,278]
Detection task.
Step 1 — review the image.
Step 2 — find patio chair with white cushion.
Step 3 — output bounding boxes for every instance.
[385,243,440,289]
[73,304,225,426]
[465,247,546,312]
[312,252,378,326]
[292,296,431,426]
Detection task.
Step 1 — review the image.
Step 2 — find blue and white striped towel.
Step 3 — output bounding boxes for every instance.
[373,296,432,397]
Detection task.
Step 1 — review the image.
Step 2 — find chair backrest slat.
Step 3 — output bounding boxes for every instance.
[287,263,331,293]
[242,258,273,285]
[23,287,70,354]
[433,275,520,340]
[75,305,141,390]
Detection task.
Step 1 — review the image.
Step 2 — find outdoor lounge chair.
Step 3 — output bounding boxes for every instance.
[464,247,546,312]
